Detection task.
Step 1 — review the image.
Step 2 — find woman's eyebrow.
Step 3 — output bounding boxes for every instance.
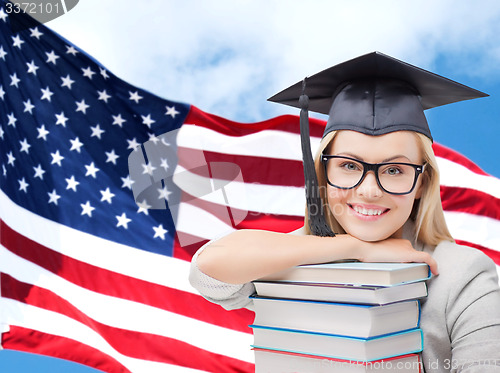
[333,152,413,163]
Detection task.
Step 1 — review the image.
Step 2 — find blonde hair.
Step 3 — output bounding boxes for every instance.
[304,130,454,246]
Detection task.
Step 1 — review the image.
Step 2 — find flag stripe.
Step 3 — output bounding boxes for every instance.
[441,186,500,220]
[184,108,327,138]
[444,211,500,253]
[1,275,254,373]
[178,147,305,187]
[2,326,127,373]
[0,219,254,335]
[0,299,213,373]
[0,245,254,364]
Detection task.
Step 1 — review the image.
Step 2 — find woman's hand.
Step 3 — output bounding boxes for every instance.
[349,235,439,275]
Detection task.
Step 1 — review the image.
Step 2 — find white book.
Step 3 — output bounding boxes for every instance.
[258,262,430,287]
[254,348,422,373]
[251,326,423,362]
[252,297,420,338]
[253,280,427,305]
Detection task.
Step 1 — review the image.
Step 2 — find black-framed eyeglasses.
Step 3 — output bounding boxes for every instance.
[321,155,426,195]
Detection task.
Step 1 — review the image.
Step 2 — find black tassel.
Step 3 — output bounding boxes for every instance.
[299,78,335,237]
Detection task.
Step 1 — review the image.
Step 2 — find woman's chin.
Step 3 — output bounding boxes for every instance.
[345,229,391,242]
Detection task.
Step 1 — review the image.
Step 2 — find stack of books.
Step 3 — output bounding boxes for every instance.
[250,262,430,372]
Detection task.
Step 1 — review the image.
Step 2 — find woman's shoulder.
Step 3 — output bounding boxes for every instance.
[432,240,496,270]
[427,240,499,294]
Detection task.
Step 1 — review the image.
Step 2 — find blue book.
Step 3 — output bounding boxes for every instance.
[250,325,423,363]
[251,296,421,338]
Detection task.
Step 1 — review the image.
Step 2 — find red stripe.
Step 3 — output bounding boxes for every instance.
[2,326,127,373]
[455,240,500,266]
[433,143,489,176]
[441,186,500,220]
[178,147,305,187]
[172,212,302,261]
[185,106,326,138]
[0,219,254,334]
[1,274,254,373]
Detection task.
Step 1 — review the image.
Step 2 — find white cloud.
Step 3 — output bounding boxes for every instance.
[48,0,500,121]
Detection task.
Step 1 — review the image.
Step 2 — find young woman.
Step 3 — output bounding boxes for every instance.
[189,53,500,372]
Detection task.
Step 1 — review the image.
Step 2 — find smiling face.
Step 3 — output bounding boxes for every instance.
[325,130,424,242]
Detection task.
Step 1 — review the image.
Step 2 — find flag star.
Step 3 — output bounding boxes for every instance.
[37,125,50,140]
[0,85,5,100]
[2,165,6,176]
[85,162,100,178]
[153,224,168,240]
[90,124,105,139]
[66,45,78,56]
[157,185,172,200]
[26,60,39,75]
[55,111,69,126]
[23,99,35,114]
[126,138,141,151]
[10,73,20,88]
[82,66,96,79]
[69,137,84,153]
[0,8,7,22]
[75,99,90,114]
[100,188,115,204]
[46,50,60,64]
[19,138,31,153]
[129,91,143,103]
[33,164,46,179]
[121,175,135,189]
[97,89,111,102]
[30,27,43,39]
[165,105,180,118]
[12,35,24,49]
[6,152,15,166]
[7,112,17,127]
[147,132,160,145]
[50,150,64,166]
[41,86,54,101]
[65,175,79,191]
[18,178,29,193]
[116,213,131,229]
[142,162,156,176]
[0,45,7,60]
[137,199,151,215]
[48,189,61,205]
[160,158,169,170]
[61,74,75,89]
[112,114,126,127]
[105,149,119,165]
[0,126,4,139]
[80,201,95,217]
[141,114,155,128]
[99,67,109,79]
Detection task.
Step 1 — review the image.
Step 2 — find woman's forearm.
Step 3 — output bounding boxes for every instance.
[196,229,439,285]
[196,229,361,284]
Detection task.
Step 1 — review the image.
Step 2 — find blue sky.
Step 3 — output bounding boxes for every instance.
[1,0,500,371]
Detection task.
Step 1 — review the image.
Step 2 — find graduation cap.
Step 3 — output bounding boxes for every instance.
[269,51,488,237]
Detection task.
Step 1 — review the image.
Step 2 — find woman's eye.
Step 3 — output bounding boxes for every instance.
[341,162,360,171]
[384,166,402,175]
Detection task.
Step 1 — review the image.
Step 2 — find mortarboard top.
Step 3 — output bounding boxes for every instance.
[269,51,488,140]
[268,51,488,237]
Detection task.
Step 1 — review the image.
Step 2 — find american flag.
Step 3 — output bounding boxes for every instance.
[0,2,499,372]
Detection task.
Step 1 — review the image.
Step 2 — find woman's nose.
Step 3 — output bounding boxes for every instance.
[355,171,383,198]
